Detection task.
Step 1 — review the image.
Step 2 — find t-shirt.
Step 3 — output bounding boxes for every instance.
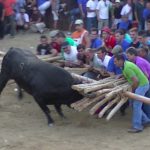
[86,0,97,18]
[78,0,88,13]
[135,56,150,80]
[96,0,112,19]
[123,61,149,86]
[98,55,111,68]
[121,4,132,20]
[0,2,4,18]
[37,44,52,55]
[3,0,16,16]
[104,35,116,50]
[107,56,122,75]
[135,2,145,22]
[143,8,150,20]
[68,0,78,10]
[16,13,29,24]
[37,0,47,6]
[118,20,132,31]
[64,46,78,63]
[114,6,122,19]
[90,38,102,49]
[65,37,77,46]
[117,39,131,52]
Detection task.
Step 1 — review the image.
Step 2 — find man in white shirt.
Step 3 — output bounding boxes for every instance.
[120,0,133,21]
[96,46,111,68]
[16,8,30,31]
[86,0,98,32]
[96,0,112,31]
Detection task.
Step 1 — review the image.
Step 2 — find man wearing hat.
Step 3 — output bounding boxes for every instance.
[72,19,90,48]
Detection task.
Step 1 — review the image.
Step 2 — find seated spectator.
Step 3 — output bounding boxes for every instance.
[16,8,30,32]
[129,28,140,48]
[137,46,150,63]
[30,6,46,33]
[117,15,132,31]
[36,35,58,56]
[72,19,90,48]
[90,28,102,50]
[61,41,78,67]
[101,27,116,56]
[97,47,111,69]
[115,29,131,52]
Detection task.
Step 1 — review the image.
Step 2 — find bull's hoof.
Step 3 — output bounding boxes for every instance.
[48,123,54,127]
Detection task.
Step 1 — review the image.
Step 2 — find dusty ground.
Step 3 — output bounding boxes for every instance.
[0,33,150,150]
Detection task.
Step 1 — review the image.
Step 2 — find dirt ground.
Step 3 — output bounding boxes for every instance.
[0,33,150,150]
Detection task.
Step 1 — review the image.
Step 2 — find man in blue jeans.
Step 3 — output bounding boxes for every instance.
[114,54,150,133]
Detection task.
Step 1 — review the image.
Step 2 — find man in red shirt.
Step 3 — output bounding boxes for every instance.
[101,27,116,56]
[2,0,16,37]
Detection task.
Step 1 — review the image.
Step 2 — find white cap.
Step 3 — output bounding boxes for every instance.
[115,0,120,3]
[75,19,84,25]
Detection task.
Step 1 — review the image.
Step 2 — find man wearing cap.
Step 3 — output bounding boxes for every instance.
[72,19,90,48]
[101,27,116,56]
[61,41,79,67]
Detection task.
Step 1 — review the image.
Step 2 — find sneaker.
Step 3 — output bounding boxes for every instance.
[127,128,142,133]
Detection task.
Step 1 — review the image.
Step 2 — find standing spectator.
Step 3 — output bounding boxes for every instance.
[68,0,80,31]
[15,0,26,13]
[26,0,36,17]
[37,35,58,56]
[112,0,122,30]
[90,28,103,50]
[16,8,30,32]
[114,54,150,133]
[78,0,88,20]
[0,0,4,39]
[101,27,116,56]
[86,0,97,32]
[3,0,16,38]
[96,0,112,31]
[135,0,145,30]
[115,29,131,52]
[120,0,133,21]
[143,1,150,30]
[72,19,90,48]
[37,0,51,16]
[30,6,46,33]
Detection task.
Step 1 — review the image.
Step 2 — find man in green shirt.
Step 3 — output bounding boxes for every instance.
[114,54,150,133]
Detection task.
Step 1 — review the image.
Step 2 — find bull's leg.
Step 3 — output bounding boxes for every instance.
[0,73,9,94]
[34,97,54,126]
[54,104,66,118]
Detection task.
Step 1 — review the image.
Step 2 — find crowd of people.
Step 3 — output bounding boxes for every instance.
[1,0,150,133]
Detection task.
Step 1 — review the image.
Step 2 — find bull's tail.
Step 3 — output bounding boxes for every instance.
[0,73,9,94]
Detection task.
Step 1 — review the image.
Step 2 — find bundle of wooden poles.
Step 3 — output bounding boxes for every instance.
[71,74,150,121]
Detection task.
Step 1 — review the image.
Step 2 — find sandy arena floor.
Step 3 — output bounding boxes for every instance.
[0,33,150,150]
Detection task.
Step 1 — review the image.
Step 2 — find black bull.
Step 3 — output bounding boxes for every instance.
[0,48,83,126]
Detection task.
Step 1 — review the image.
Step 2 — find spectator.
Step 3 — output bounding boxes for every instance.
[36,35,58,56]
[72,19,90,48]
[129,27,140,48]
[112,0,122,30]
[3,0,16,38]
[78,0,88,20]
[86,0,97,32]
[30,6,46,33]
[101,27,116,56]
[15,0,26,13]
[90,28,103,50]
[117,15,132,31]
[137,30,147,47]
[143,1,150,30]
[137,46,150,63]
[120,0,133,21]
[114,54,150,133]
[37,0,51,16]
[62,41,78,67]
[96,0,112,31]
[77,44,86,65]
[135,0,145,30]
[0,0,4,39]
[68,0,80,31]
[16,8,30,32]
[115,29,131,52]
[26,0,36,17]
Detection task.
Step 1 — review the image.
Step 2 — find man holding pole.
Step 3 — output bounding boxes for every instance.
[114,54,150,133]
